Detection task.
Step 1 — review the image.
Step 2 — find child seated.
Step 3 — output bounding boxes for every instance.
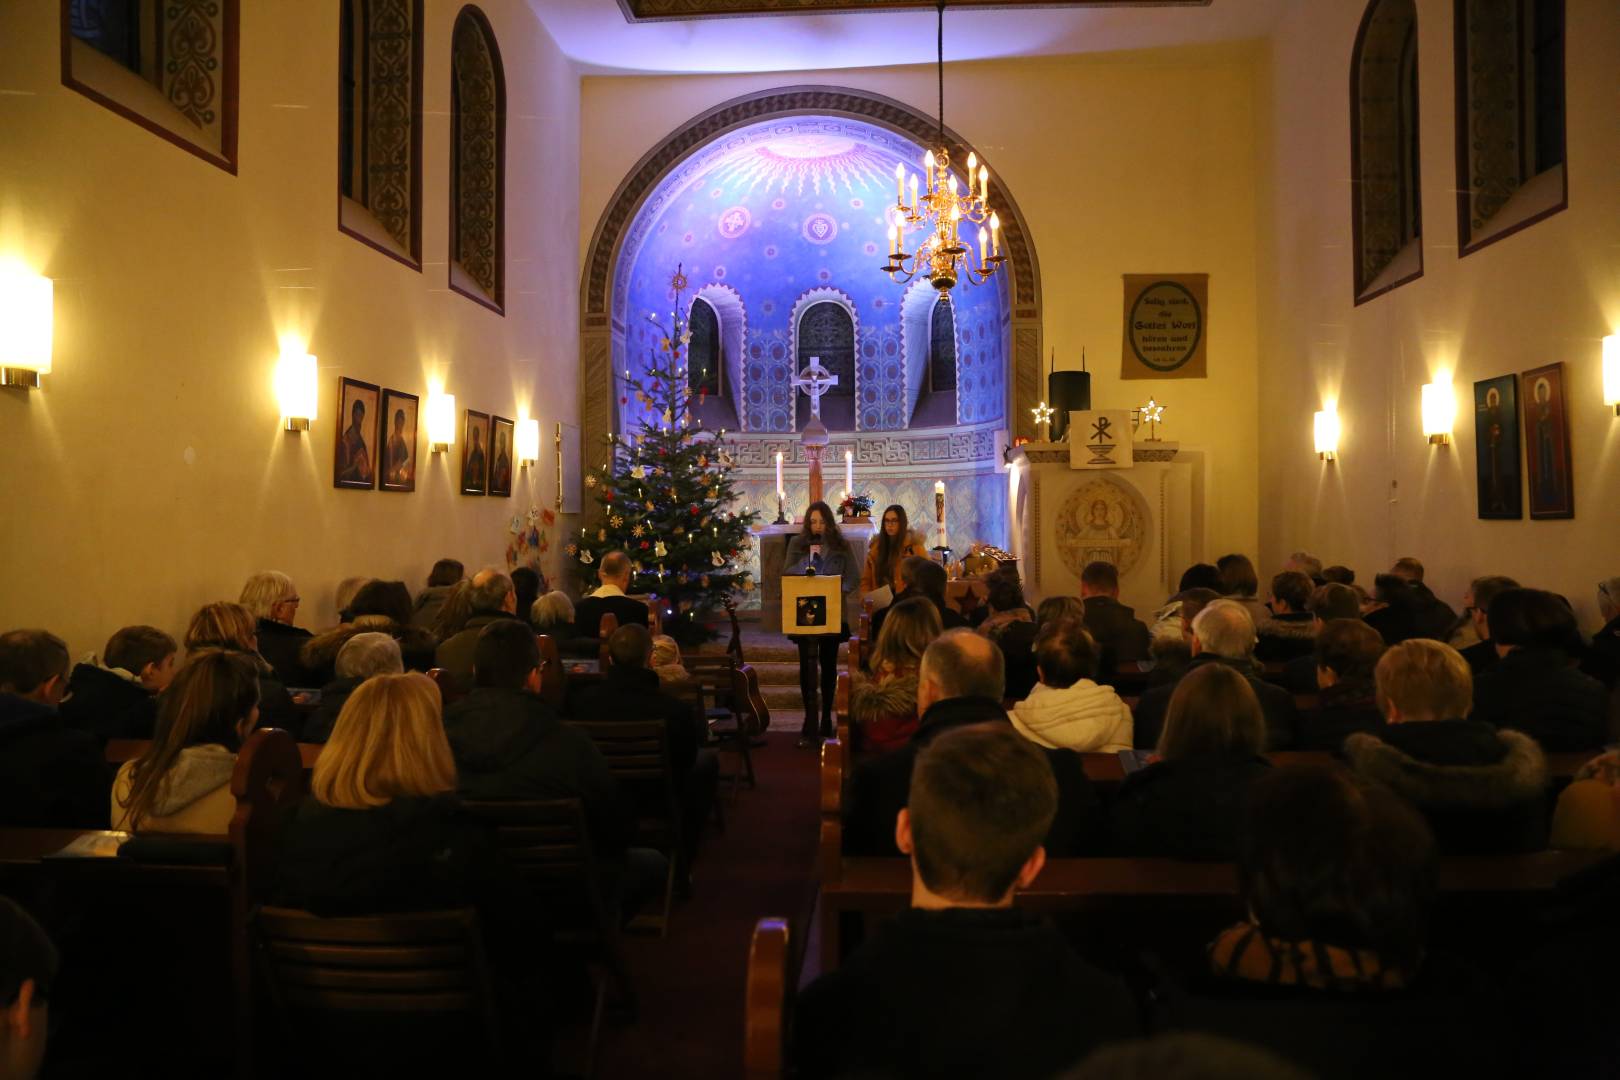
[59,625,177,741]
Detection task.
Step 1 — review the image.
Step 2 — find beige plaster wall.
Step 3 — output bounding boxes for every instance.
[579,45,1266,571]
[0,2,581,658]
[1255,0,1620,629]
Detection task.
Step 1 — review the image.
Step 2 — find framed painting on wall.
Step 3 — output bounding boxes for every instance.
[334,377,380,490]
[379,389,419,493]
[489,415,515,498]
[1521,362,1574,519]
[1473,374,1521,520]
[461,409,491,495]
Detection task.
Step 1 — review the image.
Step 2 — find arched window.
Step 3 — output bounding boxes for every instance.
[929,298,958,392]
[688,298,722,396]
[62,0,239,172]
[796,302,855,432]
[338,0,424,269]
[1350,0,1422,304]
[449,7,506,311]
[1454,0,1567,254]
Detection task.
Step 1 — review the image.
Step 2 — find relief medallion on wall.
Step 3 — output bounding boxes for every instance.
[1054,475,1151,579]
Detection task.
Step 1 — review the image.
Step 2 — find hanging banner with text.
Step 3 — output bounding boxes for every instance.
[1121,273,1208,380]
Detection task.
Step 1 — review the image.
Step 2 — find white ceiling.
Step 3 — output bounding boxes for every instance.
[529,1,1293,75]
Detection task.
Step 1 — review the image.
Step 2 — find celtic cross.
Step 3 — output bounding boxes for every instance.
[790,357,839,421]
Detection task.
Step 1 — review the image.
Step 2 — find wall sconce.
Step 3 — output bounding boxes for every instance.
[274,350,318,432]
[1604,334,1619,416]
[1313,408,1339,462]
[426,391,456,452]
[1420,379,1455,445]
[516,418,540,466]
[0,265,53,389]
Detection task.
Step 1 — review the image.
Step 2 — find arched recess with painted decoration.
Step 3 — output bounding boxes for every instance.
[579,85,1042,476]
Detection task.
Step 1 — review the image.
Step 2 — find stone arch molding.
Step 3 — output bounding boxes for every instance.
[786,286,860,430]
[688,282,747,425]
[579,84,1044,473]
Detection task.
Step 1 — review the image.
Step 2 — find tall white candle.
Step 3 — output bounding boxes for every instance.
[775,451,784,499]
[844,449,853,493]
[895,162,905,202]
[935,480,947,547]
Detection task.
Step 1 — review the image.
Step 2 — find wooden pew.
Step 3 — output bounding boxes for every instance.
[107,735,322,771]
[536,633,567,708]
[814,734,1607,972]
[744,917,793,1080]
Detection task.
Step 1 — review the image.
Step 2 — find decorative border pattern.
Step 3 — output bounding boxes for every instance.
[579,85,1043,474]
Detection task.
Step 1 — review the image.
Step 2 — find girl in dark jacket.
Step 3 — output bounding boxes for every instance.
[785,501,862,747]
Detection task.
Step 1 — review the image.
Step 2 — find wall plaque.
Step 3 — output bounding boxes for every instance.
[1121,273,1208,380]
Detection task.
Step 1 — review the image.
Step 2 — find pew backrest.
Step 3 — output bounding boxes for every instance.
[744,917,792,1080]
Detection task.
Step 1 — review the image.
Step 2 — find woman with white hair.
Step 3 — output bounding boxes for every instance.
[1581,577,1620,691]
[240,570,313,687]
[302,632,405,743]
[529,591,577,638]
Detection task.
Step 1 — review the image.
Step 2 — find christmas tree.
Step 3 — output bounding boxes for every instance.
[569,266,761,643]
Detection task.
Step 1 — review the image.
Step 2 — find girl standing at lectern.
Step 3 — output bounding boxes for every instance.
[785,501,861,748]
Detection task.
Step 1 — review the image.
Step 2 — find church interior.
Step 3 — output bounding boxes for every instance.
[2,0,1619,1076]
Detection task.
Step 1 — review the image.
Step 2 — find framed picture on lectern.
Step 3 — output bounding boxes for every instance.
[782,575,842,636]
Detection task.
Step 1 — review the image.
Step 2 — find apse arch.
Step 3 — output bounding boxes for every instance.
[579,84,1043,471]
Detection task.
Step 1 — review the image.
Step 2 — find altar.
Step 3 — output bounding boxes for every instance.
[753,520,875,628]
[1006,441,1206,618]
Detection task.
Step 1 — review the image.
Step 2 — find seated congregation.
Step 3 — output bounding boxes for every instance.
[3,550,1620,1076]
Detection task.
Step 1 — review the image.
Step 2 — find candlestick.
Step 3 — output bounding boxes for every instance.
[775,451,783,500]
[844,449,853,493]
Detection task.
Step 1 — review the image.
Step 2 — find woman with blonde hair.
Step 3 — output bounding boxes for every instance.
[185,601,301,734]
[112,649,260,834]
[239,570,313,686]
[271,673,492,914]
[849,596,942,754]
[1107,663,1272,859]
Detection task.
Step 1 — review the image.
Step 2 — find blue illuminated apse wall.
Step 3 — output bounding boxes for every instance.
[610,116,1012,569]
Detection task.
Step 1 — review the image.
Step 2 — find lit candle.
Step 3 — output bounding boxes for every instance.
[887,225,897,257]
[990,212,1001,256]
[775,451,784,499]
[948,173,958,197]
[895,162,905,202]
[909,174,918,208]
[844,449,853,493]
[977,225,988,265]
[979,165,989,202]
[966,151,977,175]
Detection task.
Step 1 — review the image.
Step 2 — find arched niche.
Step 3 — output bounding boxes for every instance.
[578,85,1042,473]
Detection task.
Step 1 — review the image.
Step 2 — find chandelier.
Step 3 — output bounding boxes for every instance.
[880,0,1003,294]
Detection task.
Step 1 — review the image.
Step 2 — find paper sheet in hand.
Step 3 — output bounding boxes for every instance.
[863,585,894,612]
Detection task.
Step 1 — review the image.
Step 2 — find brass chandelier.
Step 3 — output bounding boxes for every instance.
[880,0,1003,294]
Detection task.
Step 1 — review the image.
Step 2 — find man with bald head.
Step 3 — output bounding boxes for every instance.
[574,551,653,640]
[844,629,1100,858]
[1131,600,1299,751]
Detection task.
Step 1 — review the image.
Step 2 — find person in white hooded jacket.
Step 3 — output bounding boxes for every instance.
[1010,618,1133,753]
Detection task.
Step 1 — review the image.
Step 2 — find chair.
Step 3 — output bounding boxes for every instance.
[597,613,620,667]
[744,917,793,1080]
[426,667,466,708]
[535,633,568,708]
[253,906,503,1073]
[570,720,683,935]
[461,797,623,1073]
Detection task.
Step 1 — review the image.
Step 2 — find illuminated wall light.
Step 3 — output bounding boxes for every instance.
[274,349,318,432]
[426,391,456,452]
[1604,334,1620,416]
[1420,379,1456,445]
[1313,408,1340,462]
[0,264,53,389]
[516,418,540,465]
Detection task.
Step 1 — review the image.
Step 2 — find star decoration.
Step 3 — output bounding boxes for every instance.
[631,525,644,538]
[1031,401,1055,426]
[1140,398,1166,424]
[609,514,624,528]
[584,474,597,488]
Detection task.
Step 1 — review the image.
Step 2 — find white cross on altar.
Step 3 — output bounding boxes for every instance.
[790,357,839,421]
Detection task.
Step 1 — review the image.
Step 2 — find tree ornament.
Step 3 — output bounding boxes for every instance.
[597,529,606,541]
[711,550,725,568]
[630,464,646,480]
[631,524,645,538]
[661,407,673,425]
[579,549,594,565]
[585,474,598,488]
[654,540,668,558]
[609,514,624,528]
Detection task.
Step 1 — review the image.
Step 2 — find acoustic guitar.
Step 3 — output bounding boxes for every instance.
[722,594,770,736]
